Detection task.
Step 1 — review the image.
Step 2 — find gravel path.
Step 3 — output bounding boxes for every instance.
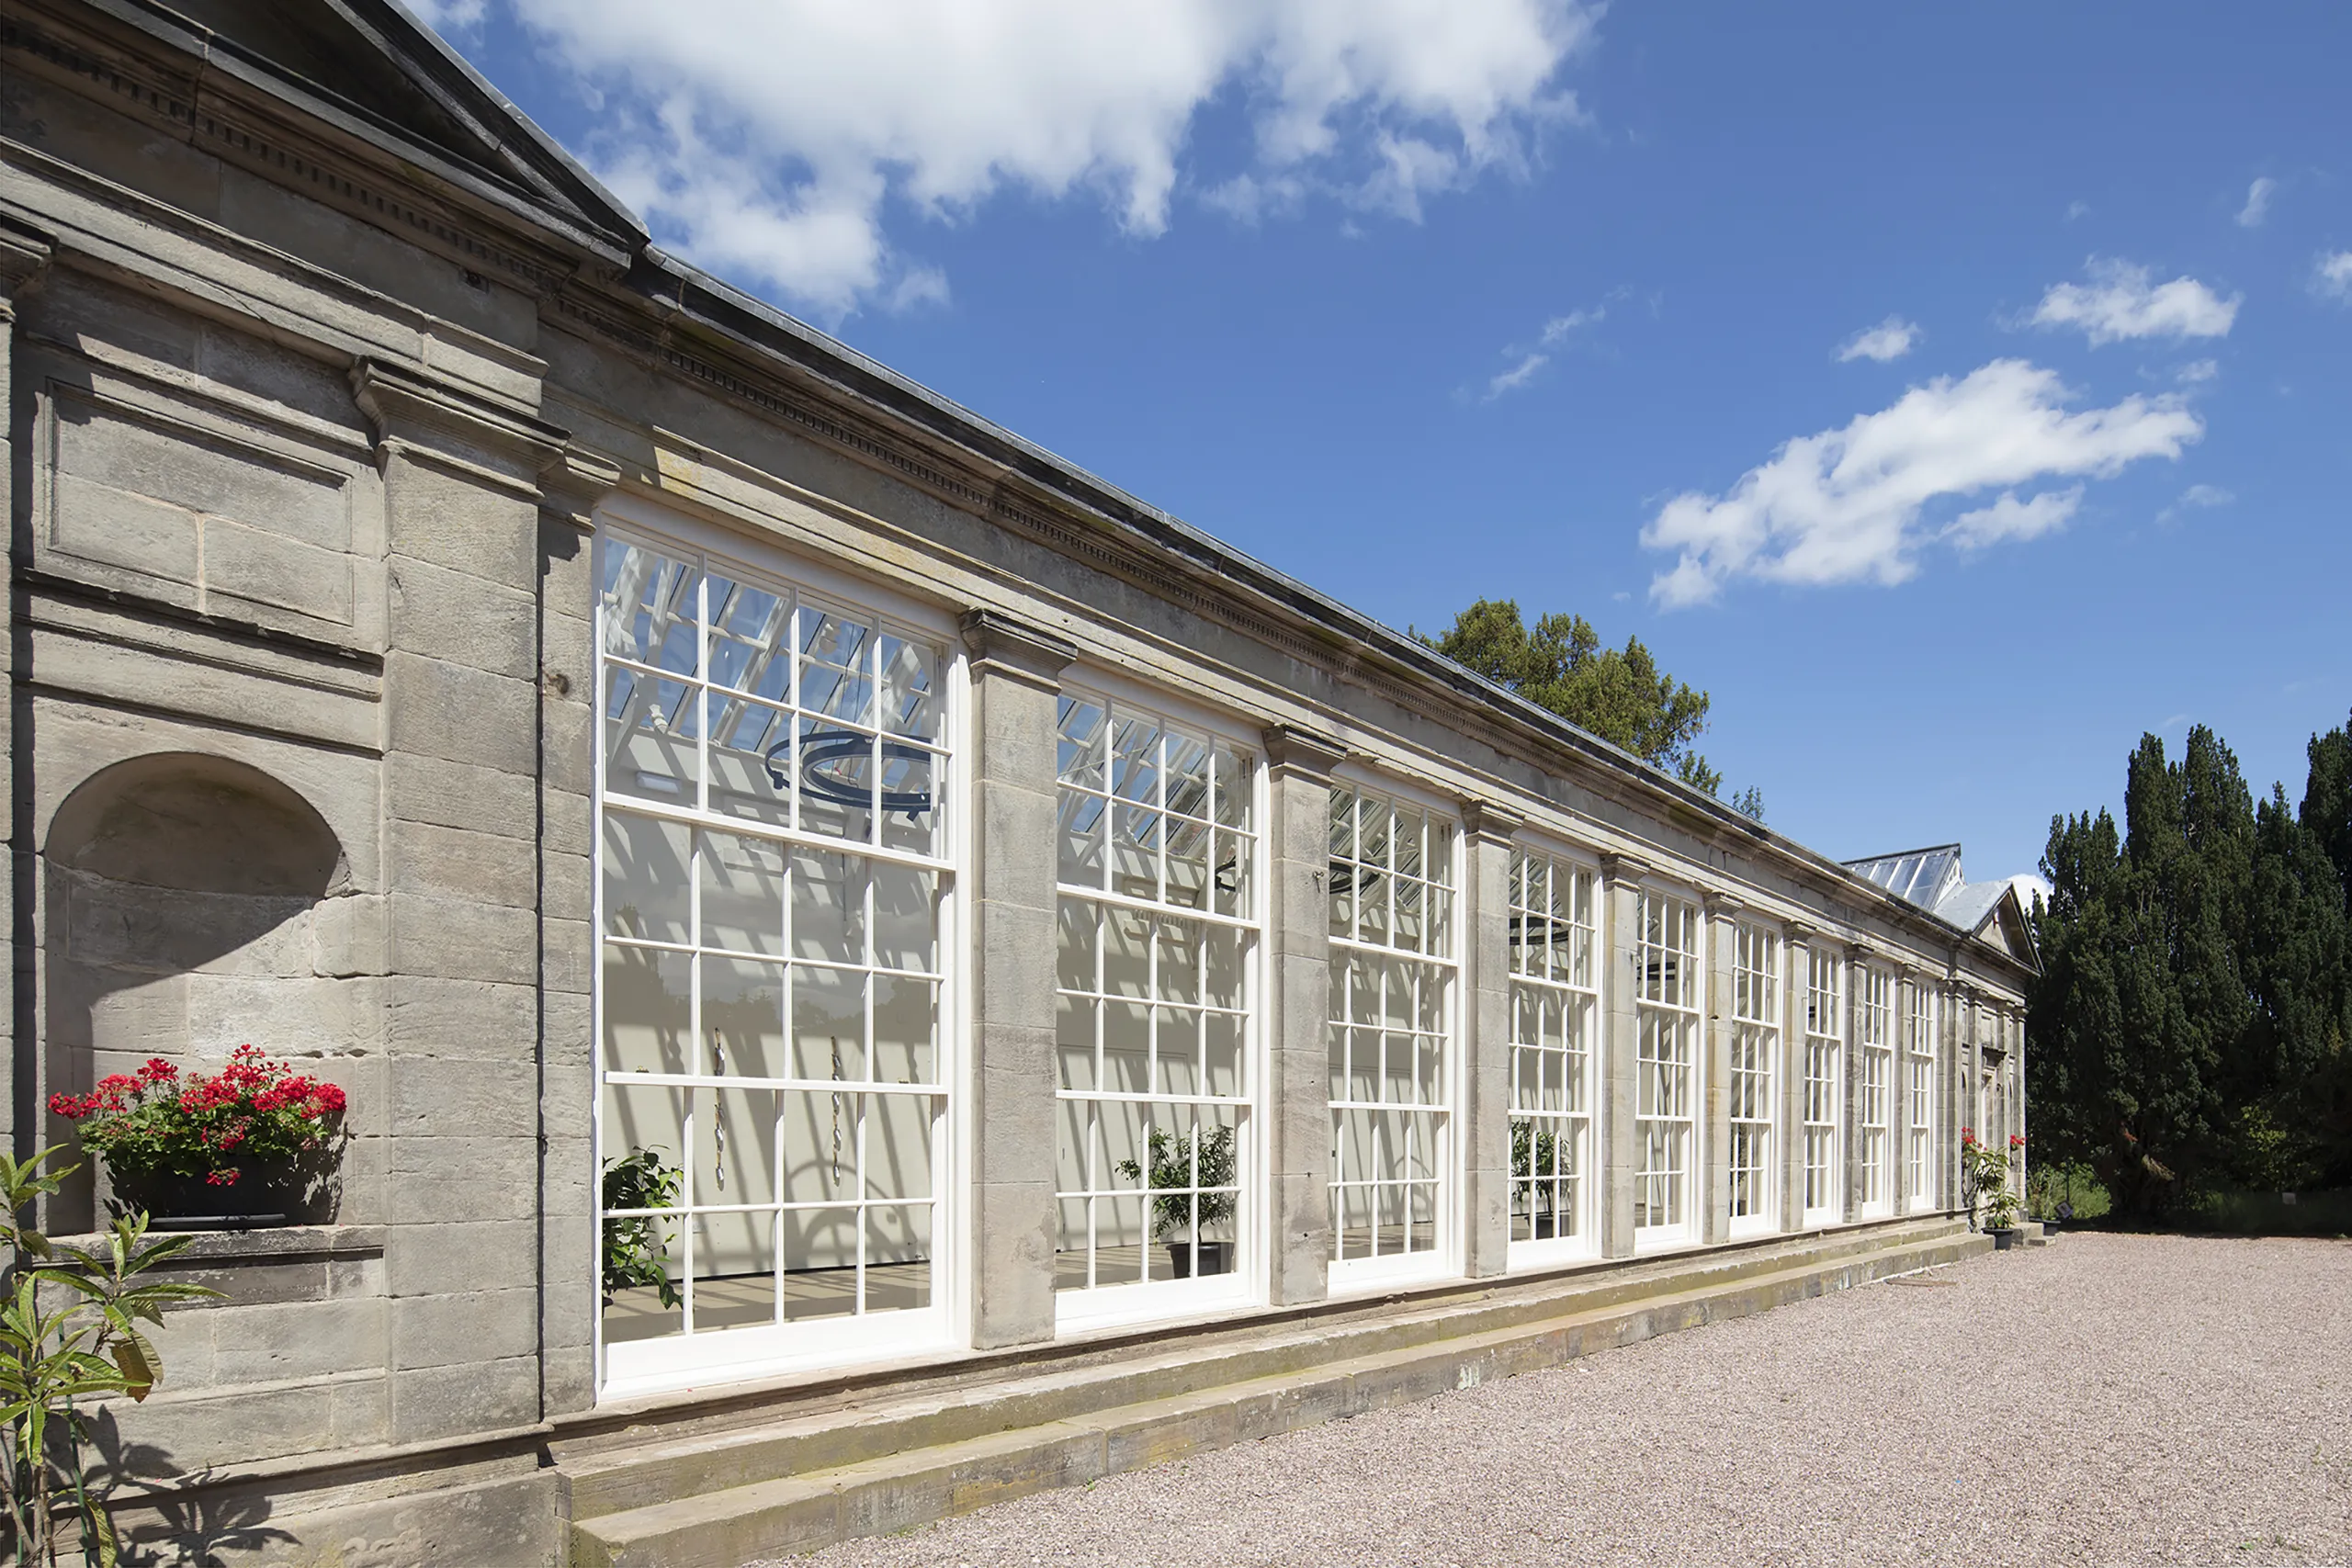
[794,1235,2352,1568]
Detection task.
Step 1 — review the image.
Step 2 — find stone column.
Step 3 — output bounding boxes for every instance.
[356,357,571,1442]
[1262,726,1345,1305]
[1780,921,1814,1232]
[1598,853,1647,1258]
[1458,800,1522,1280]
[1700,893,1741,1245]
[959,610,1075,1349]
[0,218,50,1160]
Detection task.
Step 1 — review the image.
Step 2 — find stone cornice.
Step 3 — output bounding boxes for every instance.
[959,609,1076,690]
[1599,852,1651,887]
[1702,889,1747,919]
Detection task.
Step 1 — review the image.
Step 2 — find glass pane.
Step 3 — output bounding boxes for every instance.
[602,946,691,1075]
[707,693,793,829]
[704,573,791,701]
[791,848,866,967]
[703,955,786,1077]
[871,864,938,974]
[602,541,700,673]
[877,634,938,739]
[799,606,875,727]
[700,829,786,957]
[604,812,690,944]
[605,668,698,803]
[861,1092,937,1203]
[871,976,937,1087]
[792,964,866,1083]
[1057,698,1107,790]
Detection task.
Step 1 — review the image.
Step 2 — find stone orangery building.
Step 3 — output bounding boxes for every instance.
[0,2,2035,1562]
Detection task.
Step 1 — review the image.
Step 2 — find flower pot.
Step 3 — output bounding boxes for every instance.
[1530,1211,1566,1240]
[1163,1241,1232,1279]
[124,1168,291,1232]
[1990,1226,2021,1251]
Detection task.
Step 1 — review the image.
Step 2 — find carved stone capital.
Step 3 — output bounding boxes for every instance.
[1599,852,1651,887]
[1457,798,1525,845]
[1782,919,1817,946]
[541,444,627,530]
[0,214,54,308]
[1702,888,1747,920]
[352,358,567,475]
[1261,723,1348,781]
[959,608,1077,689]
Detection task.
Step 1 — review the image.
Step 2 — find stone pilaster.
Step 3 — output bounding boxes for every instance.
[1598,852,1647,1258]
[1458,799,1522,1280]
[1262,725,1346,1305]
[535,442,621,1417]
[1700,892,1742,1245]
[356,354,571,1441]
[0,218,51,1164]
[959,609,1075,1348]
[1781,921,1815,1232]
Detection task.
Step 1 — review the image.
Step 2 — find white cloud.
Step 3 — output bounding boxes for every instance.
[1478,296,1612,400]
[2175,358,2219,385]
[408,0,485,28]
[2029,258,2239,345]
[2156,482,2233,525]
[2236,177,2277,228]
[2315,251,2352,299]
[1837,315,1919,364]
[2065,199,2090,222]
[1484,352,1549,400]
[1642,359,2202,608]
[501,0,1598,319]
[1944,486,2081,551]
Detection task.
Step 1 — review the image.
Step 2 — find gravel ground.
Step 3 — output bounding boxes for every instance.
[794,1234,2352,1568]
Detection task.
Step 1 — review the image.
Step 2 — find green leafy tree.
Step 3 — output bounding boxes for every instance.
[1427,600,1727,795]
[2030,718,2352,1213]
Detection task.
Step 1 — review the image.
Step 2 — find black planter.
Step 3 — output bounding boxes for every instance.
[123,1168,290,1232]
[1990,1226,2021,1251]
[1163,1241,1232,1279]
[1529,1210,1564,1240]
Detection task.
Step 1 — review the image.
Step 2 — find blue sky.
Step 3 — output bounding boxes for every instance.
[425,1,2352,882]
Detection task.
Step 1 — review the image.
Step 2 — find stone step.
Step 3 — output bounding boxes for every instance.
[558,1218,1958,1522]
[567,1224,1985,1568]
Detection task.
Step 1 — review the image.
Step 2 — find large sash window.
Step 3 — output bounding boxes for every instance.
[1858,966,1894,1217]
[1052,693,1257,1322]
[1328,784,1457,1284]
[1727,923,1781,1235]
[1802,949,1844,1225]
[1634,891,1702,1245]
[594,531,952,1393]
[1507,850,1598,1260]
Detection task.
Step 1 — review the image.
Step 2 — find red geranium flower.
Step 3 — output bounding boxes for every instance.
[54,1045,349,1191]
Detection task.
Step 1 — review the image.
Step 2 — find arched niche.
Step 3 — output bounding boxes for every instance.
[41,752,354,1228]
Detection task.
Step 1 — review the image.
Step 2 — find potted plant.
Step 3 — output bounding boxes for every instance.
[602,1146,683,1307]
[47,1049,347,1229]
[1962,1128,2027,1248]
[1117,1125,1236,1279]
[1510,1119,1571,1238]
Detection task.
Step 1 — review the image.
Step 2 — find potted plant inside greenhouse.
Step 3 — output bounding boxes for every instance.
[1117,1125,1236,1279]
[1510,1119,1573,1238]
[48,1047,348,1230]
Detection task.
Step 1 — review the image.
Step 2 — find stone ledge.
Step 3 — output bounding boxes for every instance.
[48,1224,386,1264]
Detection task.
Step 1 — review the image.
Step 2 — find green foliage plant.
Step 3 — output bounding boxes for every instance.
[1426,600,1727,795]
[601,1147,683,1307]
[0,1147,219,1565]
[1962,1129,2022,1232]
[1510,1119,1571,1215]
[1115,1126,1236,1241]
[47,1050,346,1195]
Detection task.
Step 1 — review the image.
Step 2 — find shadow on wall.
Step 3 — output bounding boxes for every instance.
[40,752,354,1232]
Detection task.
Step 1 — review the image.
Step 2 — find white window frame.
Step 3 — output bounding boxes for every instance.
[1326,776,1462,1292]
[1633,886,1702,1251]
[1905,981,1939,1209]
[1801,947,1844,1227]
[1050,682,1263,1332]
[591,504,963,1401]
[1505,844,1601,1268]
[1726,922,1781,1239]
[1857,966,1894,1219]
